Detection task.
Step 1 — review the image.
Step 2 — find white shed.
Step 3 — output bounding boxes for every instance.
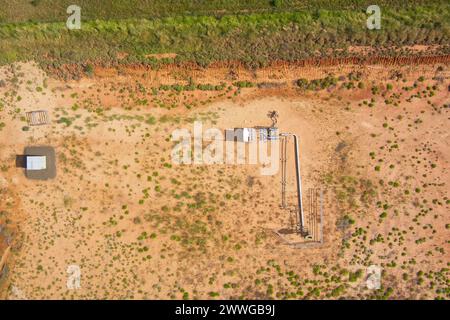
[26,156,47,170]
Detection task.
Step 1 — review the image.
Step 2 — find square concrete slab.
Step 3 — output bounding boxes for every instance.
[24,146,56,180]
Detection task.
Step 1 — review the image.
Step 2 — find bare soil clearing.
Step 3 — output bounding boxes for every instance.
[0,61,448,299]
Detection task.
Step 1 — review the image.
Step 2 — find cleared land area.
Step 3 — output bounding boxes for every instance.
[0,0,448,300]
[0,61,448,299]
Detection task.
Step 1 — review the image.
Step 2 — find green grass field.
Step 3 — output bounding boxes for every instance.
[0,1,448,69]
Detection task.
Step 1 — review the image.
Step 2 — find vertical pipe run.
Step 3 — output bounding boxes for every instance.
[293,134,305,235]
[280,136,287,209]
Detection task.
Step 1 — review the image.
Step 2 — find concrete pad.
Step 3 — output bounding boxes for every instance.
[24,146,56,180]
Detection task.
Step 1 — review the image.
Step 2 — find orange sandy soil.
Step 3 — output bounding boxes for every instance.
[0,61,448,300]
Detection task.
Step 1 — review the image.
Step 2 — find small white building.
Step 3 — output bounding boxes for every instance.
[26,156,47,170]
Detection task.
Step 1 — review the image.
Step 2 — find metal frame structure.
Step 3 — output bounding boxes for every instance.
[278,132,324,245]
[26,110,50,126]
[280,134,288,209]
[274,187,324,247]
[307,188,324,243]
